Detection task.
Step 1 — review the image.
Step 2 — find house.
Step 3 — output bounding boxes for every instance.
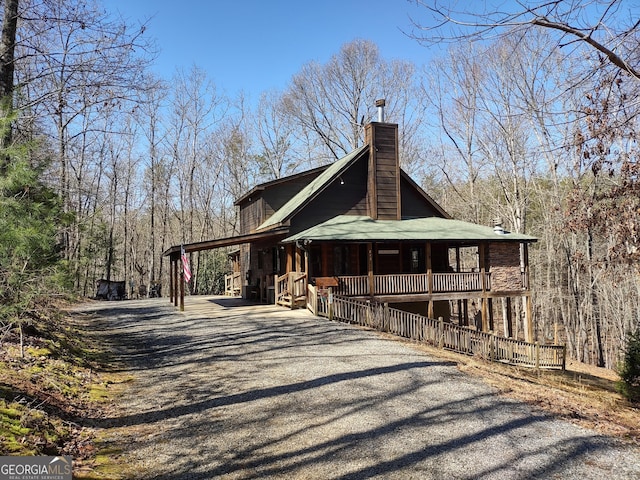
[165,100,537,342]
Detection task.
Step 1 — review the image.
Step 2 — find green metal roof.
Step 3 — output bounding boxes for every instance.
[256,145,369,231]
[283,215,537,243]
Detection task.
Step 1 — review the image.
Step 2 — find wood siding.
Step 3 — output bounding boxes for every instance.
[289,154,369,234]
[261,171,323,219]
[239,197,263,235]
[400,176,442,218]
[365,122,400,220]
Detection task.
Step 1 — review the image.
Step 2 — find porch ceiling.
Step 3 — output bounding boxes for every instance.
[282,215,537,243]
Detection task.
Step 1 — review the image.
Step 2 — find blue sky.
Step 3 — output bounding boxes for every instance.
[102,0,437,101]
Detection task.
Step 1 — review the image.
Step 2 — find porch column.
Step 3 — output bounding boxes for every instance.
[173,256,179,308]
[304,248,309,295]
[179,269,184,312]
[286,244,294,273]
[169,256,174,304]
[522,242,530,290]
[524,294,533,342]
[426,242,433,318]
[503,297,513,338]
[295,246,302,272]
[367,243,374,297]
[479,243,489,332]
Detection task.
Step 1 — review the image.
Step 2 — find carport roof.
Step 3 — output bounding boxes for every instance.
[162,226,290,257]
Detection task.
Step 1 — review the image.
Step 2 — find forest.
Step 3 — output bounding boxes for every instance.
[0,0,639,370]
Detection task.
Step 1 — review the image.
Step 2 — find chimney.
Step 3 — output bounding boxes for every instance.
[365,99,401,220]
[376,98,385,122]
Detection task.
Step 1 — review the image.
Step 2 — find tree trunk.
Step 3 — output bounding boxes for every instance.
[0,0,19,170]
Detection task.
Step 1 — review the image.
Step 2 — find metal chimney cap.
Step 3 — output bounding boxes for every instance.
[375,99,386,122]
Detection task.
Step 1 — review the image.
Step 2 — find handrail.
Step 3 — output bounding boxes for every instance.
[334,272,496,296]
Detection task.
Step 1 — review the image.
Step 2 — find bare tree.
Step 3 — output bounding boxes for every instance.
[136,75,168,290]
[282,39,426,165]
[410,0,640,80]
[11,0,154,278]
[253,90,299,180]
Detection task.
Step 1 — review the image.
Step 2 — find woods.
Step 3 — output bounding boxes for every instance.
[0,0,638,370]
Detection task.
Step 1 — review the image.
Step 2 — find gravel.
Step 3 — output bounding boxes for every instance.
[80,296,640,479]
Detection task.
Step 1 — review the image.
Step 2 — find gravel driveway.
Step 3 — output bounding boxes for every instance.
[82,296,640,479]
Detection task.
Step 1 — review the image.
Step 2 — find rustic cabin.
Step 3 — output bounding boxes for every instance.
[165,100,537,343]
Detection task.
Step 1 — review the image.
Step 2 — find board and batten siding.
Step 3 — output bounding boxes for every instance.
[365,122,401,220]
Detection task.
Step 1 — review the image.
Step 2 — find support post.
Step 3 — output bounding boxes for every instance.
[463,299,469,327]
[179,271,184,311]
[367,243,374,297]
[426,242,433,294]
[479,243,489,332]
[169,257,174,303]
[173,259,179,308]
[524,294,534,343]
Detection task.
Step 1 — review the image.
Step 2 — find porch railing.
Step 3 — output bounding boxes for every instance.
[334,272,493,297]
[276,271,307,307]
[312,293,565,370]
[224,272,242,296]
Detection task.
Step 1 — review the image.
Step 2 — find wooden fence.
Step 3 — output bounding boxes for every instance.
[312,291,565,370]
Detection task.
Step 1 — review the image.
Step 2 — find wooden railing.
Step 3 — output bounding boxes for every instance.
[312,292,565,370]
[334,272,493,296]
[276,271,307,307]
[307,284,318,315]
[224,272,242,296]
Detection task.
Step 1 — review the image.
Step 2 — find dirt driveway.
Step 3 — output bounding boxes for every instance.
[82,296,640,479]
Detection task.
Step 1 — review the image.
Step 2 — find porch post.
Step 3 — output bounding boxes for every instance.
[479,243,489,332]
[169,256,174,303]
[367,243,374,297]
[522,242,530,290]
[286,244,294,273]
[524,294,534,342]
[294,246,301,272]
[426,242,433,318]
[173,257,179,308]
[304,248,309,293]
[179,270,184,311]
[503,297,513,338]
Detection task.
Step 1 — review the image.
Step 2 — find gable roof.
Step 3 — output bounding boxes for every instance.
[255,144,369,232]
[282,215,537,243]
[234,165,328,206]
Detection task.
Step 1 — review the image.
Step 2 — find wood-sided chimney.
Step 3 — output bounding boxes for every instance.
[365,99,401,220]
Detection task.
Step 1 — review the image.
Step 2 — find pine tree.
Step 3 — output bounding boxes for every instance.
[0,112,70,354]
[617,329,640,402]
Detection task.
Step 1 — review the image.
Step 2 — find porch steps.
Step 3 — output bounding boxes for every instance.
[276,293,306,309]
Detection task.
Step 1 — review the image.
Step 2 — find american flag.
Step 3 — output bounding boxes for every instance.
[181,246,192,283]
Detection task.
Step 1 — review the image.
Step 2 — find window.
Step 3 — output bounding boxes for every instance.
[409,247,425,273]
